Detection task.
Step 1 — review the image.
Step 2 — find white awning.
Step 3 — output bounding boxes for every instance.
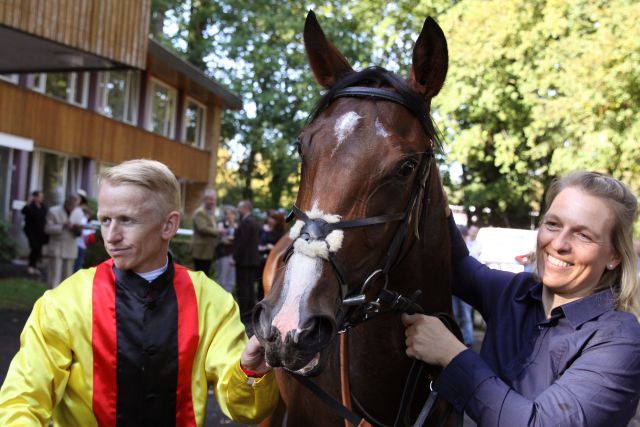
[0,132,33,151]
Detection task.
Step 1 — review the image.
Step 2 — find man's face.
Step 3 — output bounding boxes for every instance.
[204,193,217,210]
[98,182,178,273]
[64,197,78,212]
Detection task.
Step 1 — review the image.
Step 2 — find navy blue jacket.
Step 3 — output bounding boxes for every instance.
[435,217,640,426]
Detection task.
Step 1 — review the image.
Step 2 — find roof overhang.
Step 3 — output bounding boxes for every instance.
[148,38,242,110]
[0,25,129,73]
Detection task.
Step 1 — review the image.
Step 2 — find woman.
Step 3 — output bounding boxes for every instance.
[403,171,640,426]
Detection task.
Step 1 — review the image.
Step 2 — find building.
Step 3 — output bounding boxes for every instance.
[0,0,241,240]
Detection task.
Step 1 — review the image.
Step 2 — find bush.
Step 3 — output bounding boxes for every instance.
[0,219,17,262]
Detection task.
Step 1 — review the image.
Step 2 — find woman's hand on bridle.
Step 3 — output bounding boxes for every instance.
[401,313,467,367]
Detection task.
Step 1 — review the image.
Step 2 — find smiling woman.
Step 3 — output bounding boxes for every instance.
[402,171,640,426]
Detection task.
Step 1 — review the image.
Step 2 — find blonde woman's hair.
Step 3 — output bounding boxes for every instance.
[542,171,639,316]
[99,159,181,215]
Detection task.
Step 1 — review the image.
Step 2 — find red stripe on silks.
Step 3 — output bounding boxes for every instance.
[173,265,199,426]
[92,259,117,427]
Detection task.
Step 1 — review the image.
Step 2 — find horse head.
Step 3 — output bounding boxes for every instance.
[253,11,448,376]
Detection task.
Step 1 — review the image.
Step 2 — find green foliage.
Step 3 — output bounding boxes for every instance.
[0,219,17,262]
[0,278,48,310]
[153,0,640,229]
[169,234,193,268]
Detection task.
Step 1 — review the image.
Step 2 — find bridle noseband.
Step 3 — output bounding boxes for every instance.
[285,85,436,331]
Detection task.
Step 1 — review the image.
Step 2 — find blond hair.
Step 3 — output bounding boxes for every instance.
[542,171,639,316]
[99,159,181,215]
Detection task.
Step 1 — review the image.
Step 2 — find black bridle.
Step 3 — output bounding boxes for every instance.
[285,85,435,331]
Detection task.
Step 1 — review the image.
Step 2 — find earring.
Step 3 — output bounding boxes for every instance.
[607,264,615,270]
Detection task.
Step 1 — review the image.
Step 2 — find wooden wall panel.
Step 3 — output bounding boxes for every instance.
[0,0,150,69]
[0,82,210,183]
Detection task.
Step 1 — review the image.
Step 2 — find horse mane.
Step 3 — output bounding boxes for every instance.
[307,66,443,152]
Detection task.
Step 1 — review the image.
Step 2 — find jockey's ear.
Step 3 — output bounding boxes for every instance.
[409,17,448,100]
[304,10,354,88]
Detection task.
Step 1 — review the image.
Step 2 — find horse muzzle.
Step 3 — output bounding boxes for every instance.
[252,300,336,375]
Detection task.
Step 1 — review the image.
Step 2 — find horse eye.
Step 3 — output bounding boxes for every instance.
[397,159,418,177]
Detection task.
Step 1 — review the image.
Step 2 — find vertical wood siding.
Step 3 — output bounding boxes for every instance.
[0,0,151,69]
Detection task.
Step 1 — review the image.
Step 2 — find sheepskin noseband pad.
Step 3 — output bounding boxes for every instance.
[289,208,344,260]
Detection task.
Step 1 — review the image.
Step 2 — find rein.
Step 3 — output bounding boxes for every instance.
[285,85,461,426]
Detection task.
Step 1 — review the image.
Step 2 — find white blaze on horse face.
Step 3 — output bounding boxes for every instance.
[271,252,323,340]
[331,111,361,158]
[375,117,390,138]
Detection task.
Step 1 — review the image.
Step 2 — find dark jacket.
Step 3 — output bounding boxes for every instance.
[233,214,261,267]
[21,202,48,244]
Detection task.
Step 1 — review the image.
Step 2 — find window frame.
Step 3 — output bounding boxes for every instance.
[98,70,140,125]
[30,72,89,107]
[182,97,207,149]
[145,77,178,139]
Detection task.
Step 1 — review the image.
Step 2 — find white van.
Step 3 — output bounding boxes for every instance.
[475,227,538,273]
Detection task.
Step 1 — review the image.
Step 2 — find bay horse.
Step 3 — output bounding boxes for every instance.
[254,11,454,426]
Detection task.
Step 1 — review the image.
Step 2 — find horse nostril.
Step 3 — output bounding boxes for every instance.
[300,315,336,349]
[252,303,276,343]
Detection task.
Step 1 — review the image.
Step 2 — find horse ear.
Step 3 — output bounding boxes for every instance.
[304,10,353,88]
[409,17,448,99]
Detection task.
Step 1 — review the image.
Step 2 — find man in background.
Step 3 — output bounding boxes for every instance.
[21,190,48,276]
[43,195,83,287]
[233,200,261,321]
[191,188,220,275]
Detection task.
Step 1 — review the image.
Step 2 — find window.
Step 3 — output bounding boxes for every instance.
[0,74,18,84]
[147,79,177,138]
[32,72,89,107]
[183,98,206,148]
[98,70,140,124]
[30,151,82,207]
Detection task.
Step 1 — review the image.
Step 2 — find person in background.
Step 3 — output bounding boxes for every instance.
[466,224,482,259]
[233,200,261,321]
[191,188,220,275]
[452,224,474,347]
[21,190,48,276]
[403,171,640,426]
[215,207,238,293]
[43,195,82,288]
[257,211,286,301]
[0,159,278,425]
[73,189,92,272]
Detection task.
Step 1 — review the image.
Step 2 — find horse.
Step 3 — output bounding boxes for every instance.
[254,11,455,426]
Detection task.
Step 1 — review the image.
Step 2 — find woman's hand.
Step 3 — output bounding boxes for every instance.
[240,335,271,375]
[401,313,467,367]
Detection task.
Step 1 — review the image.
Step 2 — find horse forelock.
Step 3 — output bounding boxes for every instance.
[307,66,443,152]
